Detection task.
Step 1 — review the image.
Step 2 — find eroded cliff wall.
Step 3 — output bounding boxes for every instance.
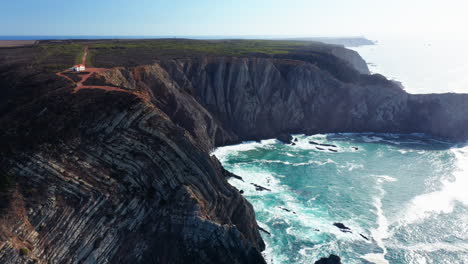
[1,51,467,264]
[0,80,263,264]
[90,57,468,142]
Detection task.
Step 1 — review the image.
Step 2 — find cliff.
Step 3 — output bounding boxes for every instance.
[1,40,467,264]
[0,87,264,263]
[84,57,468,142]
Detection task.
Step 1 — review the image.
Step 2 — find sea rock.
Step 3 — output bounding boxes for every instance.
[278,206,296,214]
[251,183,272,192]
[258,226,271,236]
[314,254,342,264]
[333,223,352,233]
[309,141,337,148]
[277,133,293,144]
[360,233,370,240]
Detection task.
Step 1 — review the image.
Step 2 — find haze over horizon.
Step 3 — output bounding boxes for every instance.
[2,0,467,40]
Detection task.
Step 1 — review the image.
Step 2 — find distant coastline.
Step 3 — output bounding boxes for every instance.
[0,35,375,47]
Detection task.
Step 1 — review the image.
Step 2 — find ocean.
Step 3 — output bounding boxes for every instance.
[213,134,468,264]
[211,35,468,264]
[351,35,468,94]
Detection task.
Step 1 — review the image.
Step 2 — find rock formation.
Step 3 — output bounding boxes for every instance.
[1,40,467,264]
[314,254,342,264]
[86,57,468,142]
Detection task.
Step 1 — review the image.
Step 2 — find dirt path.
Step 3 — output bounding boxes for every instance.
[55,46,148,99]
[81,46,88,66]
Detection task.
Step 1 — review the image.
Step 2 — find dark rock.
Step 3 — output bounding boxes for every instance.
[328,149,338,152]
[277,133,293,144]
[360,234,370,240]
[258,226,271,236]
[251,183,272,192]
[2,40,468,264]
[294,138,299,142]
[314,254,342,264]
[221,167,244,181]
[316,147,325,151]
[352,147,359,150]
[310,141,337,148]
[240,190,244,194]
[291,142,296,146]
[333,223,352,233]
[333,223,350,230]
[278,206,296,214]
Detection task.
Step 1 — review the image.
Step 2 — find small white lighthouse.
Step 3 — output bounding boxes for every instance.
[72,64,86,72]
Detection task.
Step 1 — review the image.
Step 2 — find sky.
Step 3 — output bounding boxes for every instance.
[1,0,468,38]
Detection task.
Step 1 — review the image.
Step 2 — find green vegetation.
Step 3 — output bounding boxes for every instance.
[87,39,331,58]
[20,39,328,73]
[85,49,93,67]
[1,39,354,81]
[32,43,85,72]
[19,247,29,256]
[75,47,85,65]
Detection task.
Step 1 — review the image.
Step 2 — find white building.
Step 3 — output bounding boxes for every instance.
[72,64,86,72]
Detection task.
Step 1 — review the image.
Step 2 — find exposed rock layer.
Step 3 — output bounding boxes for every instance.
[1,51,468,264]
[89,57,468,142]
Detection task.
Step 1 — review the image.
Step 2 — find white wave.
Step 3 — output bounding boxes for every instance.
[339,161,364,171]
[383,139,428,145]
[400,145,468,224]
[212,139,277,162]
[253,159,293,165]
[290,134,342,152]
[393,242,468,253]
[298,247,314,257]
[293,159,336,167]
[284,152,295,157]
[362,135,384,143]
[227,166,282,196]
[249,158,335,167]
[362,253,389,264]
[377,175,397,183]
[363,175,397,264]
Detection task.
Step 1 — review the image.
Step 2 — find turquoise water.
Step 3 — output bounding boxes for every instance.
[213,134,468,264]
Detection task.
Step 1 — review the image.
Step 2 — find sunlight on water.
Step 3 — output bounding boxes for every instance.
[213,134,468,264]
[351,36,468,94]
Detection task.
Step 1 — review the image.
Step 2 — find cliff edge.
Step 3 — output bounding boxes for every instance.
[0,39,467,264]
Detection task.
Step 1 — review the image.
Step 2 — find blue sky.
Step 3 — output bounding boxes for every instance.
[1,0,467,37]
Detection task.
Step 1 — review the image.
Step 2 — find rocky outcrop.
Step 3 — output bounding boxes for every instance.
[0,87,263,263]
[90,57,468,142]
[1,48,468,264]
[314,254,342,264]
[329,46,370,74]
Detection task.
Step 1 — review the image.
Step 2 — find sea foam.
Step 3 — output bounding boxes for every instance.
[400,145,468,224]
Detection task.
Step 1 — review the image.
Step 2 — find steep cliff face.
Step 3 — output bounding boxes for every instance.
[89,57,468,142]
[329,46,370,74]
[0,81,263,263]
[1,51,468,264]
